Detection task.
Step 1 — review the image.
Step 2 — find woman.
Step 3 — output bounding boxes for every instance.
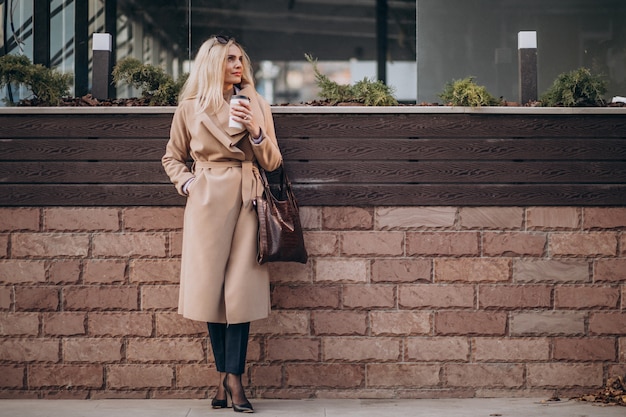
[162,35,282,413]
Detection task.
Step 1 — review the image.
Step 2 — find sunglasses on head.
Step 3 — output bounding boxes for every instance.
[215,35,232,44]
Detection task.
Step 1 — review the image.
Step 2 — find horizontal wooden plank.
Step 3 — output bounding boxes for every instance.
[0,185,184,206]
[292,184,626,206]
[0,114,173,139]
[2,184,625,206]
[0,138,168,161]
[0,162,169,184]
[3,160,623,185]
[273,113,626,139]
[279,138,626,161]
[283,161,626,184]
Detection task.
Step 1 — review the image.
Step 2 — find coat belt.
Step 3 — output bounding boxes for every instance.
[193,160,260,208]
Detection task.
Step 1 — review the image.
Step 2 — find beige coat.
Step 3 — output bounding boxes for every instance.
[162,85,282,324]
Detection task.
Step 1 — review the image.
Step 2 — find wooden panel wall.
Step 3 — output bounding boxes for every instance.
[1,110,625,206]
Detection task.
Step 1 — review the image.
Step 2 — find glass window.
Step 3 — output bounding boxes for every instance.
[417,0,626,103]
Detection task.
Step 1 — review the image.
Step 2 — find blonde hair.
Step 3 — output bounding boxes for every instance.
[179,36,255,113]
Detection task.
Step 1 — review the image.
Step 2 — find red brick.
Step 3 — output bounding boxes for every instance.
[92,233,167,257]
[479,285,552,309]
[472,338,550,361]
[0,234,7,257]
[0,312,39,336]
[483,232,546,257]
[88,312,153,336]
[620,338,626,363]
[526,363,603,388]
[0,260,46,283]
[63,338,123,362]
[322,207,373,230]
[0,287,11,310]
[122,207,183,231]
[399,284,474,309]
[251,311,309,336]
[64,286,138,310]
[272,285,340,309]
[0,339,59,362]
[407,232,479,256]
[371,259,431,283]
[250,364,282,388]
[176,364,215,388]
[84,260,127,284]
[44,208,119,231]
[584,207,626,229]
[48,260,81,284]
[435,258,510,282]
[312,311,367,336]
[29,365,103,388]
[343,284,395,309]
[553,338,616,361]
[589,312,626,335]
[594,259,626,282]
[126,338,204,362]
[341,231,404,256]
[266,337,320,362]
[460,207,523,229]
[445,364,524,387]
[12,233,89,257]
[302,231,339,256]
[513,259,589,283]
[377,207,456,229]
[324,337,400,362]
[405,337,469,362]
[367,363,440,387]
[300,206,321,230]
[555,286,620,309]
[315,259,367,283]
[510,312,585,335]
[155,312,207,337]
[169,231,183,256]
[0,365,25,388]
[141,285,178,310]
[42,312,86,336]
[371,311,431,336]
[130,259,181,284]
[549,232,618,256]
[15,286,59,311]
[107,365,173,389]
[435,311,507,335]
[286,364,363,388]
[0,208,40,232]
[267,261,311,283]
[526,207,580,230]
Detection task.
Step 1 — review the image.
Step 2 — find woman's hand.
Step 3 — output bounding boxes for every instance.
[231,100,261,138]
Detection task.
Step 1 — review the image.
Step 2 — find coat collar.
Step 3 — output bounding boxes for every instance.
[198,84,265,153]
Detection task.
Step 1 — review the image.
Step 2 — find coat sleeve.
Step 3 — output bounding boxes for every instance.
[162,104,195,196]
[250,95,283,172]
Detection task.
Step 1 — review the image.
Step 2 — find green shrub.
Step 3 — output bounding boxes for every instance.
[439,76,501,106]
[305,54,398,106]
[540,67,607,107]
[112,57,186,105]
[0,54,72,105]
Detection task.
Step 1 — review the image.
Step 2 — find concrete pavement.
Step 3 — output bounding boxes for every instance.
[0,398,624,417]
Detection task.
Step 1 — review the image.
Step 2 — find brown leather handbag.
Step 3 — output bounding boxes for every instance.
[254,164,308,264]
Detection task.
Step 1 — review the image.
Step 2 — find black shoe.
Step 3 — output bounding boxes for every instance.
[223,377,254,413]
[211,397,229,409]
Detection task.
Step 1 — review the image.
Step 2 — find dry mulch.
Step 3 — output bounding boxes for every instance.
[576,376,626,407]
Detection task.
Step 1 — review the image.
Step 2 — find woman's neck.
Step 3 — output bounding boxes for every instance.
[223,85,235,102]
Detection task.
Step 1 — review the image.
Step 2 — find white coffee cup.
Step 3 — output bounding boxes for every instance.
[229,95,250,129]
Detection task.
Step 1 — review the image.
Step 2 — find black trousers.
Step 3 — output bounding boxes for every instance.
[207,322,250,375]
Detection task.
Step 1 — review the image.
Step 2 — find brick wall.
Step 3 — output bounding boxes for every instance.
[0,205,624,399]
